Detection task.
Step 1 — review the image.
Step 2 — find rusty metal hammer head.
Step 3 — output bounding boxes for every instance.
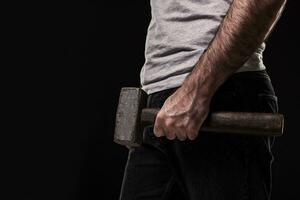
[114,87,148,147]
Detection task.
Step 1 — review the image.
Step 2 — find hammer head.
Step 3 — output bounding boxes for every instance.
[114,87,147,147]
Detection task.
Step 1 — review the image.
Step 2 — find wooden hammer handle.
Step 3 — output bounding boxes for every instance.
[141,108,284,137]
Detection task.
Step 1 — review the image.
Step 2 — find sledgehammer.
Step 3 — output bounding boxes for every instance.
[114,87,284,147]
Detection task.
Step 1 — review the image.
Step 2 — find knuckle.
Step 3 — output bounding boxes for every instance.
[156,111,165,120]
[175,123,184,129]
[164,119,173,128]
[155,115,163,123]
[175,121,186,129]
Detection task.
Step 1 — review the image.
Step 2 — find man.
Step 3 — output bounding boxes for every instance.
[119,0,286,199]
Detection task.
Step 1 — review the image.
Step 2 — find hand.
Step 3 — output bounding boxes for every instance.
[153,85,211,141]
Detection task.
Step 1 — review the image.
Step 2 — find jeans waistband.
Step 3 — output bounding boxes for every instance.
[147,70,272,108]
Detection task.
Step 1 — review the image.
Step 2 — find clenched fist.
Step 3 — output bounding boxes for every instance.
[153,84,211,141]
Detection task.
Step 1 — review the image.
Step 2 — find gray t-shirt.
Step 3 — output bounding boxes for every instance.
[140,0,266,95]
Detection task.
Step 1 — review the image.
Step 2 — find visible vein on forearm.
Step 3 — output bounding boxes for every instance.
[184,0,287,96]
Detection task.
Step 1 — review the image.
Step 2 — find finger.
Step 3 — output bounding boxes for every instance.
[164,119,176,140]
[168,126,186,141]
[165,131,176,140]
[187,132,197,140]
[187,123,201,140]
[154,125,164,137]
[154,113,165,137]
[154,121,165,137]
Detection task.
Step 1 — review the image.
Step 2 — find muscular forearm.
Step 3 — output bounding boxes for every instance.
[182,0,287,99]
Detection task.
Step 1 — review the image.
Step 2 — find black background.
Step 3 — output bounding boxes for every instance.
[18,1,299,199]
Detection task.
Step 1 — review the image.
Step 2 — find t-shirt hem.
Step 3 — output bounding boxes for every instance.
[141,64,266,95]
[141,73,189,95]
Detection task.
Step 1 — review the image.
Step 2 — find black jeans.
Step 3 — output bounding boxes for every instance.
[119,70,279,200]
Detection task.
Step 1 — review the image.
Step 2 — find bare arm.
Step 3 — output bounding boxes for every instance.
[154,0,287,140]
[183,0,287,97]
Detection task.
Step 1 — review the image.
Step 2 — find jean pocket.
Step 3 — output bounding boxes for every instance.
[255,93,279,113]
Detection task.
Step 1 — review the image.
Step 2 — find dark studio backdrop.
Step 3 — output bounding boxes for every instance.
[20,1,299,199]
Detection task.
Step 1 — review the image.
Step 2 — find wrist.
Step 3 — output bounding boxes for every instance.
[181,77,214,102]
